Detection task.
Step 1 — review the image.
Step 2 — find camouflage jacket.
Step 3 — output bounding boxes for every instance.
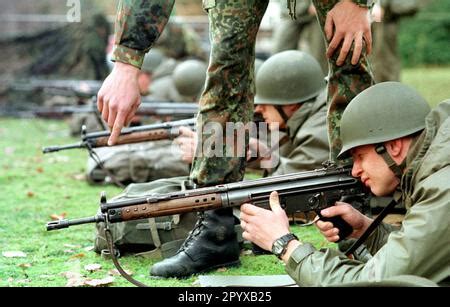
[285,100,450,285]
[271,89,329,176]
[112,0,176,68]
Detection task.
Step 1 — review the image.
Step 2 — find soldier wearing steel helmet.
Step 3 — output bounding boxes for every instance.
[149,59,207,103]
[173,52,329,176]
[98,0,375,279]
[240,82,450,286]
[250,50,329,175]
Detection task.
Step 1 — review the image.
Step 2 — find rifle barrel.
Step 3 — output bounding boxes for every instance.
[42,142,84,153]
[46,215,104,231]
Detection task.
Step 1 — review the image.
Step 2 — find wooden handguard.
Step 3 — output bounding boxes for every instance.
[94,129,171,147]
[114,193,223,222]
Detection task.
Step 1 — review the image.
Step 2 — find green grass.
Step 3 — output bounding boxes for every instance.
[0,118,331,287]
[1,66,448,287]
[401,66,450,107]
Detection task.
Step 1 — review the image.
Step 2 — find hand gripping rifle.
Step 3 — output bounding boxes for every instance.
[46,164,370,287]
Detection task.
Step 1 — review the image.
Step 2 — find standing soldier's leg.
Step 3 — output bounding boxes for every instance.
[190,0,269,186]
[150,0,269,278]
[312,0,375,162]
[371,20,401,82]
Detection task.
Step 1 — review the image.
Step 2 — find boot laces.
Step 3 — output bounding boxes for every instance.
[179,212,206,251]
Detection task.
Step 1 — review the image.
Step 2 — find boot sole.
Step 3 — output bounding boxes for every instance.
[149,259,241,280]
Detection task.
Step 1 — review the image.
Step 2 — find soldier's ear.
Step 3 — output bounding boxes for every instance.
[385,139,404,161]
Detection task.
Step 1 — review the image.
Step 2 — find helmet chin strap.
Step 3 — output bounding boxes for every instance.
[375,144,406,179]
[274,105,290,132]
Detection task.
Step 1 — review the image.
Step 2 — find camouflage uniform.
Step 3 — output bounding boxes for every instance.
[111,0,375,277]
[112,0,374,183]
[155,21,207,61]
[311,0,375,162]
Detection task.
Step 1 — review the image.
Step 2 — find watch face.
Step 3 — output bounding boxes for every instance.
[271,240,284,256]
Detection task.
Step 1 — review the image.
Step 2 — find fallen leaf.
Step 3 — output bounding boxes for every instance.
[62,271,85,287]
[84,276,115,287]
[4,147,15,155]
[36,167,44,173]
[26,191,35,198]
[69,253,85,260]
[15,279,31,284]
[84,263,102,272]
[47,156,70,163]
[71,173,86,181]
[83,246,94,252]
[3,251,27,258]
[50,212,67,221]
[63,244,80,249]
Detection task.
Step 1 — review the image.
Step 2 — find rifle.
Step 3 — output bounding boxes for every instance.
[46,165,370,286]
[47,164,368,234]
[1,100,199,120]
[8,79,103,99]
[42,117,197,154]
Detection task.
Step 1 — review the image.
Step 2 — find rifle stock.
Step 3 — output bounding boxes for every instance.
[46,166,370,240]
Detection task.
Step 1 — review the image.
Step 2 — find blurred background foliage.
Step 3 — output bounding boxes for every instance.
[399,0,450,66]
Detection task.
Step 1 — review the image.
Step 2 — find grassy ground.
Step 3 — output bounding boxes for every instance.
[401,66,450,107]
[0,118,331,287]
[1,66,449,287]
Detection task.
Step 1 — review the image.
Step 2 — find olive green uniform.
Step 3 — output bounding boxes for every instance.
[371,0,423,82]
[272,0,328,74]
[86,140,190,185]
[285,100,450,285]
[271,90,329,176]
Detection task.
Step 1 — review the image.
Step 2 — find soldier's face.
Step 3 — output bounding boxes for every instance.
[254,104,286,130]
[350,145,400,196]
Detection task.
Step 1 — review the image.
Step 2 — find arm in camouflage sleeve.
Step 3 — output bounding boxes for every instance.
[98,0,175,147]
[112,0,176,68]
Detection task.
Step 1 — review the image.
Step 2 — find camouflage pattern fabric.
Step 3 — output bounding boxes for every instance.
[189,0,269,187]
[111,0,374,185]
[112,0,176,68]
[155,21,206,61]
[312,0,375,162]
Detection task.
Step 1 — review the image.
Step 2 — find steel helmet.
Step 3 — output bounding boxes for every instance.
[141,49,166,74]
[173,59,207,97]
[338,81,431,159]
[254,50,325,105]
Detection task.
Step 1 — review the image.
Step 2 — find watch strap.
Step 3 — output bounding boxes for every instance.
[274,233,298,259]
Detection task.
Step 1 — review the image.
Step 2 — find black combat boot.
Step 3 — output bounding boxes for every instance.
[150,207,240,278]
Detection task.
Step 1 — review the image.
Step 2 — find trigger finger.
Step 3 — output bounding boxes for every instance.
[316,220,333,231]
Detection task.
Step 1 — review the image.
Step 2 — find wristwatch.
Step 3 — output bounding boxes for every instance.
[350,0,375,9]
[271,233,298,259]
